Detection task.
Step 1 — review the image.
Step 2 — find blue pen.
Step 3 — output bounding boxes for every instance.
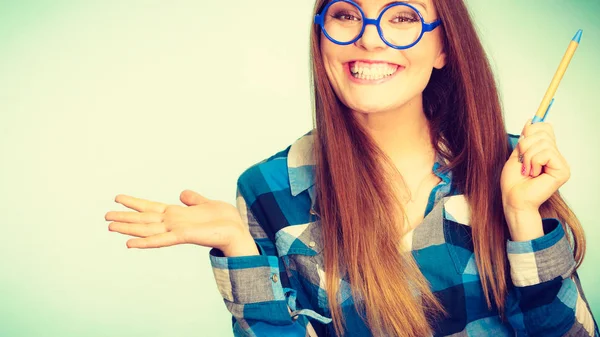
[533,97,554,123]
[531,29,582,124]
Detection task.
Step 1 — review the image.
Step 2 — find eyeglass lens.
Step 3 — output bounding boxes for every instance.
[323,2,423,47]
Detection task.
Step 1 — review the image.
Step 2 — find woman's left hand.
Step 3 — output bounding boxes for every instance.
[500,119,571,241]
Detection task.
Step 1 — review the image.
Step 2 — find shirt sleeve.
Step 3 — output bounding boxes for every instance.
[505,218,599,336]
[208,185,315,337]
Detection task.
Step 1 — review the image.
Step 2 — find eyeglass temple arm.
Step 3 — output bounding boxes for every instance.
[314,14,323,25]
[423,20,442,32]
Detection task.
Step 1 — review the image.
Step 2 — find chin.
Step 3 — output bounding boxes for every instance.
[346,97,401,115]
[352,105,387,114]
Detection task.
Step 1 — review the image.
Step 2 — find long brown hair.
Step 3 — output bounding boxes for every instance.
[309,0,587,336]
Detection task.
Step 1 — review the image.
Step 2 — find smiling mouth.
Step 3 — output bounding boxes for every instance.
[348,61,401,81]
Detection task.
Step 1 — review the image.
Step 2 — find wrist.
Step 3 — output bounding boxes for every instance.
[221,231,259,257]
[504,207,544,242]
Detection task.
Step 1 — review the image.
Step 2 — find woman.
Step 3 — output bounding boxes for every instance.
[106,0,598,336]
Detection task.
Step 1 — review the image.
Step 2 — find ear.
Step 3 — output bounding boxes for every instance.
[433,49,447,69]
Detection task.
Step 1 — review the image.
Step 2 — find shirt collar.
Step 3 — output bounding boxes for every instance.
[287,130,317,197]
[287,129,452,197]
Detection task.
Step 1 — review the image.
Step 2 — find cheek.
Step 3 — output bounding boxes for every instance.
[320,40,345,86]
[409,37,444,66]
[406,46,436,66]
[320,36,335,64]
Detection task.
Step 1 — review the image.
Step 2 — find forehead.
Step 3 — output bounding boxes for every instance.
[350,0,430,11]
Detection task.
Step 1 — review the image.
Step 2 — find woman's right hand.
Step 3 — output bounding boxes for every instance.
[105,189,259,257]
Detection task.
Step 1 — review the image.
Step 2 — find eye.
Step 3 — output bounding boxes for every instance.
[386,7,420,24]
[330,10,361,22]
[391,13,419,23]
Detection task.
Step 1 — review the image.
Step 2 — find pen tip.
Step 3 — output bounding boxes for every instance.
[572,29,583,43]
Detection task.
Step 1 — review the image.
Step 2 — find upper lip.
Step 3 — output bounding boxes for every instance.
[347,59,403,67]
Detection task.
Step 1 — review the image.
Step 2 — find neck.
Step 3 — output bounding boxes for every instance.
[353,94,436,178]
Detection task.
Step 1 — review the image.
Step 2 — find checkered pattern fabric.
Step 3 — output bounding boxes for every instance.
[209,130,598,336]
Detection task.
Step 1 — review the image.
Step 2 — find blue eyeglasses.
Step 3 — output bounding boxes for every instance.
[314,0,442,50]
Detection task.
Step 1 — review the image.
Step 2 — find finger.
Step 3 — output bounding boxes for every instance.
[127,231,182,249]
[105,211,163,224]
[180,190,210,207]
[522,121,556,142]
[509,132,528,162]
[519,129,555,149]
[530,149,550,178]
[115,194,167,213]
[511,119,533,164]
[518,135,553,160]
[109,221,166,238]
[517,129,556,164]
[518,138,555,176]
[529,148,570,182]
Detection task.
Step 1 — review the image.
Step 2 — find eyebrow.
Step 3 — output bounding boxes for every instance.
[353,1,428,11]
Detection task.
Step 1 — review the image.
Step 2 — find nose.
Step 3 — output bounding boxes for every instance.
[355,21,387,51]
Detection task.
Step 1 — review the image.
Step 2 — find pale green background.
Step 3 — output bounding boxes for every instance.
[0,1,598,336]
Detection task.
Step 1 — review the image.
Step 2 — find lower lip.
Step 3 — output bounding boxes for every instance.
[345,63,404,85]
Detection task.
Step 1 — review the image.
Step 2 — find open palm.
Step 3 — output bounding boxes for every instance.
[105,190,247,252]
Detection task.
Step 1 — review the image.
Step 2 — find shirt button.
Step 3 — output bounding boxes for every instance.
[309,241,316,248]
[271,274,279,283]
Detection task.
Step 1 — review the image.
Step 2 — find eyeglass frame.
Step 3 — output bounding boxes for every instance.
[314,0,442,50]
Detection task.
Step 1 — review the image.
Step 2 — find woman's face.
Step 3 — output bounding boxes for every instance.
[320,0,446,115]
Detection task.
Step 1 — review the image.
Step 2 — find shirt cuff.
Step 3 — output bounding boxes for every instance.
[209,248,295,325]
[209,248,285,303]
[507,218,576,287]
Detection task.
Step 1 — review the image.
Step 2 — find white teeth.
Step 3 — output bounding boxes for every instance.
[350,62,398,80]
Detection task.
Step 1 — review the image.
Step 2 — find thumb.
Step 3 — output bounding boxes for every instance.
[180,189,210,206]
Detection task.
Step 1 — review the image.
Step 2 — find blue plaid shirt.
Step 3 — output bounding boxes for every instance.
[210,130,598,336]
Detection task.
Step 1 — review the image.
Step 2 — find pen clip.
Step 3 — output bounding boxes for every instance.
[532,97,554,124]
